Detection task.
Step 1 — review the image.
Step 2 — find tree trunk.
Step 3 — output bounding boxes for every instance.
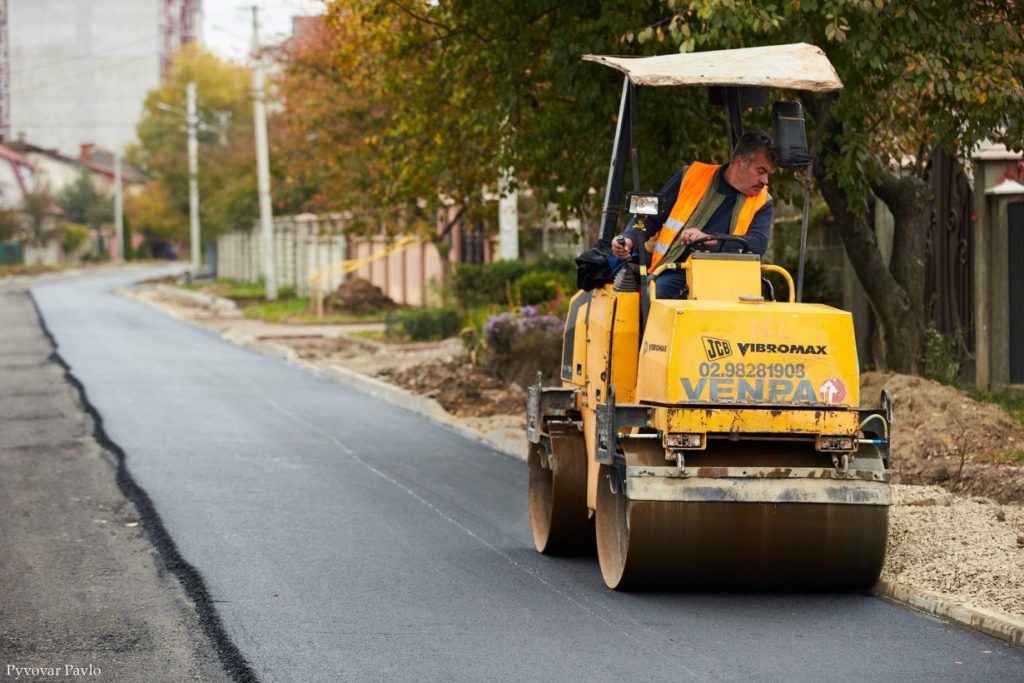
[873,172,931,373]
[433,238,452,300]
[813,159,928,374]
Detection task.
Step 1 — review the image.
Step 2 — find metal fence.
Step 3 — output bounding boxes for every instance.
[215,213,464,307]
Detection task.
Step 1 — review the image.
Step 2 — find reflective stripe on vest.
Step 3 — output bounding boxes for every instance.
[648,162,769,269]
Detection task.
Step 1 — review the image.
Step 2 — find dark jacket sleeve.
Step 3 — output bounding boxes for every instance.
[738,199,773,256]
[622,169,683,255]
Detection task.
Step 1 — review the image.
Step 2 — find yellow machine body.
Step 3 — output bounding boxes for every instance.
[530,251,891,589]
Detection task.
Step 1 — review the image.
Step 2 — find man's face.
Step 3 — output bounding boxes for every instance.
[730,151,777,196]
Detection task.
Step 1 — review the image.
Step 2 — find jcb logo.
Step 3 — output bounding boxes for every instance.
[702,336,732,361]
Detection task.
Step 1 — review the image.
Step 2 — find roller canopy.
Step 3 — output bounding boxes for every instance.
[583,43,843,92]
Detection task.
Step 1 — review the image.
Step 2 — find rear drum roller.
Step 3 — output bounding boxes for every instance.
[596,465,889,590]
[529,429,592,554]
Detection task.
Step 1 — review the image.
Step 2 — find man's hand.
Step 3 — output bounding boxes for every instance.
[681,228,717,248]
[611,236,633,259]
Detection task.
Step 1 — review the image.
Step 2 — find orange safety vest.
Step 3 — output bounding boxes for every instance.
[648,162,769,270]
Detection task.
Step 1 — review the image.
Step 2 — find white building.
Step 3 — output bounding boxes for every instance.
[0,143,33,209]
[1,0,198,155]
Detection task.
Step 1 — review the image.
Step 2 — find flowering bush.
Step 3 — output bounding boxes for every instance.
[483,306,564,384]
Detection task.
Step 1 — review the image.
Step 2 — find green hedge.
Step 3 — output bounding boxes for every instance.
[451,256,575,309]
[397,307,463,341]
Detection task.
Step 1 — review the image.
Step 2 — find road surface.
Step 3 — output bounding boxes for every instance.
[31,270,1024,681]
[0,276,227,681]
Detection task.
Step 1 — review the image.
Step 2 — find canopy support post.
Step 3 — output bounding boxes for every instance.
[599,76,632,243]
[723,86,744,157]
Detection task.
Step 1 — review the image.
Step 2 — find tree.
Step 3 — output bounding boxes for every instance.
[131,45,266,243]
[124,183,179,241]
[282,2,1023,372]
[649,0,1024,372]
[0,205,20,243]
[21,186,60,248]
[283,2,702,243]
[404,0,712,238]
[274,6,481,289]
[366,1,1015,374]
[273,8,393,224]
[56,173,112,230]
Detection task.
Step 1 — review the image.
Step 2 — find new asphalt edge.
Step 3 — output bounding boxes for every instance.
[136,285,1024,651]
[28,291,260,683]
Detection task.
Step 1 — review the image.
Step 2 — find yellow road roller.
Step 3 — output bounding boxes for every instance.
[526,44,892,590]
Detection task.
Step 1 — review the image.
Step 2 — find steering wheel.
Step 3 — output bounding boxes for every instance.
[677,234,751,263]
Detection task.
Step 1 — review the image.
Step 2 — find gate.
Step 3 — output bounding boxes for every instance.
[0,242,22,265]
[460,222,486,264]
[1009,201,1024,383]
[924,150,974,352]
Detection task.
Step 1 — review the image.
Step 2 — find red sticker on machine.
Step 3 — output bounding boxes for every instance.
[818,378,847,405]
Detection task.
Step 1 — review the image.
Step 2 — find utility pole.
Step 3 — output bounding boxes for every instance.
[114,152,124,262]
[498,169,519,260]
[186,80,201,273]
[251,6,277,300]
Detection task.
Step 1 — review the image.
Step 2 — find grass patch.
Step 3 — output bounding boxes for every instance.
[996,449,1024,464]
[242,297,389,324]
[348,329,386,340]
[969,387,1024,426]
[243,298,311,322]
[191,278,295,299]
[0,263,67,277]
[228,282,296,299]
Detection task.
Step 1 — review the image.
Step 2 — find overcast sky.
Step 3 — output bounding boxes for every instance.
[200,0,326,62]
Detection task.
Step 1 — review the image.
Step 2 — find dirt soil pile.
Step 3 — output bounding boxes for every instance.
[861,373,1024,503]
[885,484,1024,617]
[326,278,398,315]
[275,332,523,418]
[383,358,527,418]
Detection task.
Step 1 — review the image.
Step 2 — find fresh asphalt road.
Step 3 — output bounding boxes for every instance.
[32,271,1024,682]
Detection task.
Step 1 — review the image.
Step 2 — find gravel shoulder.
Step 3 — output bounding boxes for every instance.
[0,283,231,682]
[132,286,1024,632]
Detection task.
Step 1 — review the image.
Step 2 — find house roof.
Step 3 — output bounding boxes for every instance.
[582,43,843,92]
[8,141,147,184]
[81,148,147,184]
[0,144,35,169]
[0,144,37,198]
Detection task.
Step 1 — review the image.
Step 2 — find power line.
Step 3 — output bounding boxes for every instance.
[7,36,157,77]
[208,23,250,42]
[8,56,155,96]
[11,122,141,129]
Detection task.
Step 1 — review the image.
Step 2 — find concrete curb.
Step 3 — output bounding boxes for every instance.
[873,579,1024,648]
[153,284,238,313]
[123,286,1024,648]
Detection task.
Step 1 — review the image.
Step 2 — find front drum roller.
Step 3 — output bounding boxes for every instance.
[529,428,593,554]
[595,465,889,590]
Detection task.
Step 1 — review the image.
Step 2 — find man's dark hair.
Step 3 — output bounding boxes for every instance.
[733,130,776,165]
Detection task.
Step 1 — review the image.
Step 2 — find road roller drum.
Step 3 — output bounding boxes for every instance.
[595,466,890,590]
[528,425,592,554]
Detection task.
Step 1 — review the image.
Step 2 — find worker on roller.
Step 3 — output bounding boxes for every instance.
[610,129,777,299]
